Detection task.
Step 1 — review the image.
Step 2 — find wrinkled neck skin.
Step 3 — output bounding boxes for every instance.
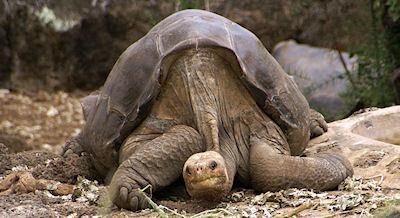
[217,139,238,191]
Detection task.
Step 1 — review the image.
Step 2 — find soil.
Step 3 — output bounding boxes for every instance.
[0,90,399,217]
[0,89,85,152]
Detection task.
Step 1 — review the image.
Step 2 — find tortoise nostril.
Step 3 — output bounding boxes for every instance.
[210,160,218,170]
[186,167,191,175]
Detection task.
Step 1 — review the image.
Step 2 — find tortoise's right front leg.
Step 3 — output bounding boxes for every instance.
[110,125,205,211]
[249,140,353,192]
[247,118,352,192]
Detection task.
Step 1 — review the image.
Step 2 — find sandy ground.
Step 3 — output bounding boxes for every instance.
[0,89,399,218]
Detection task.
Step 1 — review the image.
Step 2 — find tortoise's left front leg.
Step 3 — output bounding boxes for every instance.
[110,125,205,211]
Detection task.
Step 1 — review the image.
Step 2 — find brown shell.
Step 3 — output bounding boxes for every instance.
[80,9,310,173]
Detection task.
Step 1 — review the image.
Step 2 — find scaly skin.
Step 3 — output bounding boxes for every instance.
[111,125,205,210]
[107,48,353,210]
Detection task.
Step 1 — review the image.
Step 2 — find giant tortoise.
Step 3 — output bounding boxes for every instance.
[64,9,353,210]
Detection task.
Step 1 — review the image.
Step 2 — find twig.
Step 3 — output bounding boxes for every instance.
[160,206,187,218]
[275,201,316,218]
[138,185,169,218]
[337,50,355,89]
[190,208,232,218]
[320,210,353,218]
[138,185,232,218]
[364,175,384,185]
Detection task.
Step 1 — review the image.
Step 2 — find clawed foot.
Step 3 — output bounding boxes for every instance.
[310,109,328,138]
[61,136,84,157]
[317,153,354,179]
[110,165,150,211]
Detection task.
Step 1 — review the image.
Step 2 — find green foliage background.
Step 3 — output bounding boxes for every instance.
[343,0,399,109]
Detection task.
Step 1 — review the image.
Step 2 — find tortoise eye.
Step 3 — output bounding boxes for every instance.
[210,161,218,170]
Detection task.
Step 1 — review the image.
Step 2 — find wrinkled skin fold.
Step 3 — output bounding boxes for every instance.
[66,9,353,211]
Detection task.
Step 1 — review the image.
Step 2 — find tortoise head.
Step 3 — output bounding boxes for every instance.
[183,151,230,201]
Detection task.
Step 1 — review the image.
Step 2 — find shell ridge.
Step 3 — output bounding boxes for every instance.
[156,33,164,56]
[224,22,234,50]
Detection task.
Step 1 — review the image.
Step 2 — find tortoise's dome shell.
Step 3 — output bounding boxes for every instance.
[80,9,310,172]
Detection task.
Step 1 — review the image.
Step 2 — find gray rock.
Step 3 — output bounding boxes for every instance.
[273,40,358,120]
[307,106,400,190]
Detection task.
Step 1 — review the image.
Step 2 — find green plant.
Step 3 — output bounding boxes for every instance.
[343,0,398,108]
[387,0,400,21]
[176,0,203,11]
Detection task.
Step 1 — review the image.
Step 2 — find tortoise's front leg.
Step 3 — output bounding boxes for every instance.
[110,125,205,211]
[249,140,353,192]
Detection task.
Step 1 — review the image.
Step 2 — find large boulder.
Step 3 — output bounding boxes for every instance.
[307,106,400,190]
[273,40,358,121]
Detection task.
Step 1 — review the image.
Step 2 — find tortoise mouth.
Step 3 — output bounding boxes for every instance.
[188,175,227,187]
[185,168,227,183]
[186,175,229,201]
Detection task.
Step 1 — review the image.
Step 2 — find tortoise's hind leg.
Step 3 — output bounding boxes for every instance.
[309,109,328,138]
[249,139,353,192]
[110,125,205,211]
[62,136,83,156]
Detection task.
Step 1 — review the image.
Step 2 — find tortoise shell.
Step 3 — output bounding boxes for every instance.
[80,9,310,174]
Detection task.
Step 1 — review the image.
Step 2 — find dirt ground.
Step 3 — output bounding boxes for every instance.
[0,89,399,218]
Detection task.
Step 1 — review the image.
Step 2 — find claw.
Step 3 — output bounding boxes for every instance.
[119,187,129,202]
[320,120,328,131]
[129,196,139,210]
[314,126,324,136]
[63,149,73,157]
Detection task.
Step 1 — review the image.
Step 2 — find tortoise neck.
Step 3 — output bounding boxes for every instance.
[172,48,228,151]
[220,144,238,187]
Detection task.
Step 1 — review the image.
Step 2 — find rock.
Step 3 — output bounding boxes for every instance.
[273,40,358,121]
[0,171,74,196]
[307,106,400,190]
[36,178,74,196]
